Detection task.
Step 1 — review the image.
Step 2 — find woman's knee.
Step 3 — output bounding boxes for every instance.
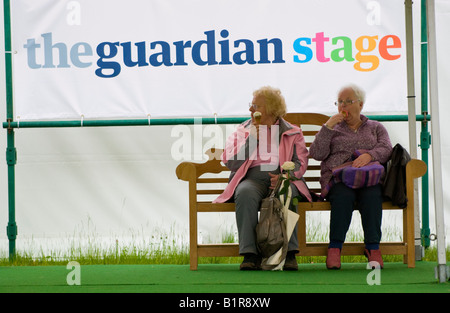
[328,183,356,205]
[235,180,267,203]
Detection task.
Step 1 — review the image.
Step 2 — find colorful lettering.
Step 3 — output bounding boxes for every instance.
[293,32,402,72]
[23,29,402,78]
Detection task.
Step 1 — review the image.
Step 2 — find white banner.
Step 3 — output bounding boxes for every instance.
[11,0,407,120]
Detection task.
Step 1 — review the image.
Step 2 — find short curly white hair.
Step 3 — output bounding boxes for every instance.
[337,84,366,104]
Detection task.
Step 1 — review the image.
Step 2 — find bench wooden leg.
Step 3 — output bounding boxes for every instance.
[297,207,307,253]
[190,203,198,270]
[403,206,415,268]
[190,243,198,270]
[406,208,415,268]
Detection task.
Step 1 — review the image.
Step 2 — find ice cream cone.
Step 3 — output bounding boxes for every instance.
[254,111,262,124]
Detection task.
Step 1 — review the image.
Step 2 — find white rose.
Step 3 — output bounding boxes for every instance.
[281,161,295,171]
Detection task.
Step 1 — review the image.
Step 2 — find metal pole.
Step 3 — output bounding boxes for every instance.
[3,0,17,262]
[0,114,430,129]
[420,0,431,249]
[426,0,448,283]
[404,0,422,260]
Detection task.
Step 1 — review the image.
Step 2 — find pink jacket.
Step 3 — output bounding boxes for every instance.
[214,118,312,203]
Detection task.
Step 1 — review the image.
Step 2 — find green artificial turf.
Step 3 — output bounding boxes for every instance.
[1,261,448,294]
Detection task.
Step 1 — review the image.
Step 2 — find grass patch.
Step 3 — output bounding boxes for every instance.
[1,219,448,266]
[0,238,191,266]
[2,245,447,267]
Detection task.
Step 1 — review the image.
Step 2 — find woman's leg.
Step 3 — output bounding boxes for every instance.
[357,184,383,249]
[234,178,269,255]
[327,183,356,248]
[287,184,300,252]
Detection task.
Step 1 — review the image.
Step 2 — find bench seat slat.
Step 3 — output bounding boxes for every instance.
[197,189,226,195]
[197,202,235,212]
[197,178,229,183]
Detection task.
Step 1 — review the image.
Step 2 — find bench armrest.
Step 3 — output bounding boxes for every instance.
[176,148,227,181]
[406,159,427,180]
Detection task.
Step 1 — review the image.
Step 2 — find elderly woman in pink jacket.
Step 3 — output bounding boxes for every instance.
[214,86,312,271]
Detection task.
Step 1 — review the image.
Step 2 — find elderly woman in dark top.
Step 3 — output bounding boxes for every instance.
[309,84,392,270]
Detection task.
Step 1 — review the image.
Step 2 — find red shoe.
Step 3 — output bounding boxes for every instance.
[364,249,384,269]
[326,248,341,269]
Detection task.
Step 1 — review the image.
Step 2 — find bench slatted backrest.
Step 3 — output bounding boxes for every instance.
[194,113,329,202]
[284,113,329,195]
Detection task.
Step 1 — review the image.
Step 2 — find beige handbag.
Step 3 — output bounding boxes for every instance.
[255,175,288,260]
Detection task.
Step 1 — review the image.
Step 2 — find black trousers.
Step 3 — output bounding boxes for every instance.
[327,182,383,247]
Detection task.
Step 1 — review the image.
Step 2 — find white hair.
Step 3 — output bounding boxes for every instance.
[338,84,366,104]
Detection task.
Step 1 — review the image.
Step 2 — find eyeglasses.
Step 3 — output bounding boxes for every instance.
[249,103,261,110]
[334,99,360,106]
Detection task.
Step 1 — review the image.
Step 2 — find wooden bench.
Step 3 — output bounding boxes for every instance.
[176,113,427,270]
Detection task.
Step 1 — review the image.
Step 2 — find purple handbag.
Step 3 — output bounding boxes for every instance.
[332,161,385,189]
[333,162,384,189]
